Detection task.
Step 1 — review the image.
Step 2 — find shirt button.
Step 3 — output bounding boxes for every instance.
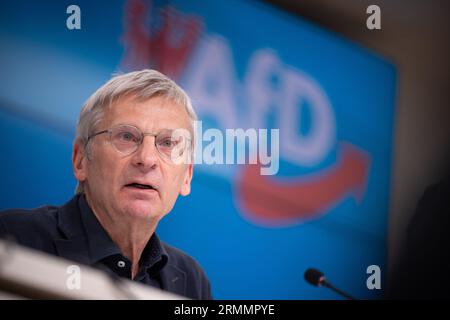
[117,260,126,268]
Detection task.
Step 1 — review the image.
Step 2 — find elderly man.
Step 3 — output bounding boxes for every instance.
[0,69,211,299]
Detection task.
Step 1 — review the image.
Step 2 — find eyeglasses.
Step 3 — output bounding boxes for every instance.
[86,124,192,164]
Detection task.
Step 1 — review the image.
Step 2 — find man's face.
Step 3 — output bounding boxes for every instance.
[73,95,193,223]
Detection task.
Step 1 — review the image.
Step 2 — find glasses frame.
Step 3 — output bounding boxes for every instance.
[85,124,192,164]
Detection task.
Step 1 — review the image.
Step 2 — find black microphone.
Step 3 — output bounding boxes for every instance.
[304,268,356,300]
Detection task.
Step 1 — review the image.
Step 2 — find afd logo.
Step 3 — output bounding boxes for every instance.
[120,0,371,226]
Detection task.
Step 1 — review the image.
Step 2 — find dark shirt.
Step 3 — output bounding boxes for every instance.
[0,194,212,299]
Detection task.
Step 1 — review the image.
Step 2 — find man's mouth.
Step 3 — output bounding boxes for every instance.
[125,183,157,191]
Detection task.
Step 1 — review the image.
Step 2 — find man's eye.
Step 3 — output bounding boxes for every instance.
[158,139,177,148]
[119,132,137,142]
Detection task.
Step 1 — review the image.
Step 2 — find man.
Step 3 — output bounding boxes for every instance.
[0,69,212,299]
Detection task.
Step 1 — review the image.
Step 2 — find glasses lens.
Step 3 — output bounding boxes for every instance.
[155,129,189,162]
[110,125,141,154]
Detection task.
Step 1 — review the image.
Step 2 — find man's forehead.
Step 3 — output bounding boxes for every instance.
[103,95,191,129]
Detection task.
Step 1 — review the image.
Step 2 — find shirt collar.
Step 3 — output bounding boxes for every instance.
[78,194,168,275]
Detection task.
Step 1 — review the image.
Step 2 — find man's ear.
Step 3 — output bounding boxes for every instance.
[180,164,193,196]
[72,141,87,183]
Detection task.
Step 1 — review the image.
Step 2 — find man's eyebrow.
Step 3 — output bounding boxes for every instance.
[106,122,136,129]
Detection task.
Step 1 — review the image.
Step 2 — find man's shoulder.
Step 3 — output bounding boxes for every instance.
[161,241,212,299]
[0,203,63,249]
[0,205,60,231]
[162,241,203,272]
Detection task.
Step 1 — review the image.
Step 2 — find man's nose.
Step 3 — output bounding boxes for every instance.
[131,136,159,170]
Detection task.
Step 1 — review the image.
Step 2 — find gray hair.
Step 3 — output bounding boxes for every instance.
[74,69,198,194]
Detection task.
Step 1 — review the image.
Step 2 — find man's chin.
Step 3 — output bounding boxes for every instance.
[123,200,161,220]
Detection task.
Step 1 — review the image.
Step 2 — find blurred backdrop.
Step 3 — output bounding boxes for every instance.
[0,0,448,299]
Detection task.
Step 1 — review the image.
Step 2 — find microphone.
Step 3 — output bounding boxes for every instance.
[304,268,356,300]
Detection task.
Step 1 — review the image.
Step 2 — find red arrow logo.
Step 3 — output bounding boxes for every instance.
[235,142,371,226]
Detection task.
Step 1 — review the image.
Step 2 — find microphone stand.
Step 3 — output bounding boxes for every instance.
[321,281,356,300]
